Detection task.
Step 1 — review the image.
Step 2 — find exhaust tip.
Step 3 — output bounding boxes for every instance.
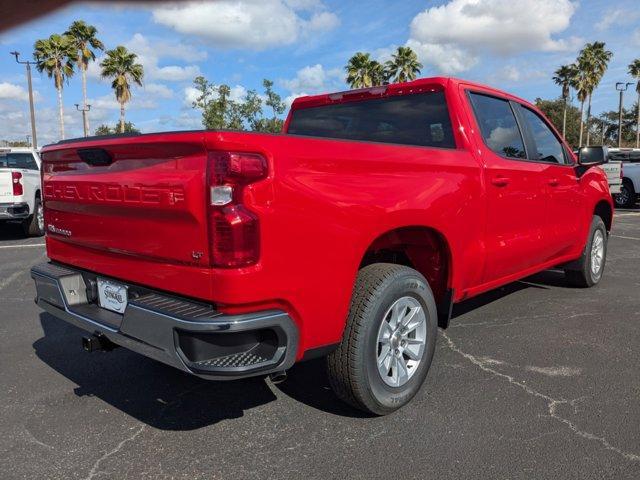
[269,371,287,384]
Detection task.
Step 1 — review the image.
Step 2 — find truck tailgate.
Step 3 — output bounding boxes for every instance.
[0,170,13,200]
[602,161,622,194]
[41,135,211,269]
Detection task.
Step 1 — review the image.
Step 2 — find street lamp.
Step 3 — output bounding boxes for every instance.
[616,82,633,148]
[75,103,91,137]
[10,51,38,149]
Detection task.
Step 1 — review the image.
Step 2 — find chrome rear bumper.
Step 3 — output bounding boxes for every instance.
[31,262,298,380]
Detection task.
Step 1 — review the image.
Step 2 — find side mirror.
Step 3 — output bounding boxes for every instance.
[578,146,608,166]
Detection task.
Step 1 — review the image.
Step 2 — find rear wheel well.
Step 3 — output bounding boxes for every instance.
[594,201,612,232]
[360,226,451,315]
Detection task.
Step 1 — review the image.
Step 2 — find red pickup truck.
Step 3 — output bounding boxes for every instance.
[31,77,613,415]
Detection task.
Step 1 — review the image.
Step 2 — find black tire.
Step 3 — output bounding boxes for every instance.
[327,263,438,415]
[614,180,636,209]
[22,196,44,237]
[564,216,607,288]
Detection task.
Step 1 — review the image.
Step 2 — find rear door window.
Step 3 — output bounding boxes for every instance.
[287,91,456,148]
[468,93,526,159]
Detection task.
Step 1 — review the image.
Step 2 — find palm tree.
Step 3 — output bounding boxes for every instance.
[629,59,640,148]
[570,63,589,147]
[100,46,143,133]
[33,34,77,140]
[552,64,576,139]
[385,46,422,83]
[65,20,104,137]
[345,52,387,89]
[578,42,613,145]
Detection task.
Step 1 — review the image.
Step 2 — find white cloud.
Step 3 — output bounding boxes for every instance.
[408,0,578,73]
[89,93,158,112]
[633,28,640,47]
[0,82,40,102]
[500,66,521,82]
[124,33,203,82]
[145,83,174,99]
[183,85,200,107]
[406,39,478,74]
[596,9,639,32]
[284,0,322,10]
[87,33,204,83]
[152,0,339,50]
[282,64,342,93]
[285,92,310,109]
[308,11,340,31]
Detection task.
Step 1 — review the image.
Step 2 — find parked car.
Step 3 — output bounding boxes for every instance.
[0,147,44,236]
[31,77,613,415]
[610,148,640,208]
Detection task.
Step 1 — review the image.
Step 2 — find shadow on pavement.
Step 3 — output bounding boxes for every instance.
[34,313,280,431]
[32,269,571,425]
[0,222,27,241]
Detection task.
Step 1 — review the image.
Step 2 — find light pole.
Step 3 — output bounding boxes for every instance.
[75,103,91,137]
[616,82,633,148]
[10,51,38,149]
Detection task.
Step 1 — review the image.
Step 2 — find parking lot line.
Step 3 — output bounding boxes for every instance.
[0,243,45,249]
[611,235,640,241]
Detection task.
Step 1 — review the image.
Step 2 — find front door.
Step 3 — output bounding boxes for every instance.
[516,105,583,260]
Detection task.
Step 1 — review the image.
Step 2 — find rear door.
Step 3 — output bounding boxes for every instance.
[467,92,549,282]
[515,105,582,260]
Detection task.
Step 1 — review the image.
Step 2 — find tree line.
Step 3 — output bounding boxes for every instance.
[189,46,423,131]
[33,20,143,139]
[549,42,640,148]
[25,24,640,146]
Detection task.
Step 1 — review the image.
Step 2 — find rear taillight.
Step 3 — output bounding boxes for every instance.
[12,172,23,196]
[207,152,267,268]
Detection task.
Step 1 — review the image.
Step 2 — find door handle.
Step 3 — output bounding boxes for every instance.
[548,179,559,187]
[491,176,510,187]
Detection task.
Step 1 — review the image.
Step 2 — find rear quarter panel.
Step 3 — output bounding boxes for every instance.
[205,131,484,354]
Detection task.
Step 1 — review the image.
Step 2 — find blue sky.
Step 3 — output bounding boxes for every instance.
[1,0,639,144]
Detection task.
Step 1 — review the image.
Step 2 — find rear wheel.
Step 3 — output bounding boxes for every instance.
[614,180,636,208]
[565,216,607,287]
[22,196,44,237]
[327,263,437,415]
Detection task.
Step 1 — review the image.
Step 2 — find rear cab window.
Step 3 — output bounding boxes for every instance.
[287,91,456,149]
[0,152,38,170]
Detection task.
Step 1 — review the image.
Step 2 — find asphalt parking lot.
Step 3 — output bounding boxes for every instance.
[1,211,639,480]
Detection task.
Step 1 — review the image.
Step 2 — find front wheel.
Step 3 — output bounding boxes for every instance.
[326,263,438,415]
[565,216,607,288]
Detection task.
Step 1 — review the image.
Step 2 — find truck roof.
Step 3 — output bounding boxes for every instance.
[290,76,533,111]
[0,147,38,153]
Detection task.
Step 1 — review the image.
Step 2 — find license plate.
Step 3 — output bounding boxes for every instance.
[97,278,128,314]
